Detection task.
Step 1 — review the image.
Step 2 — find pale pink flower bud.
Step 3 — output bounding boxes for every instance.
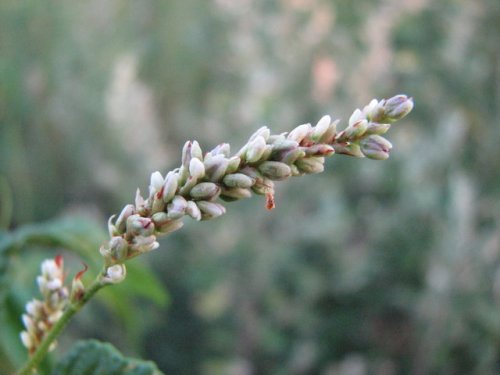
[280,148,306,164]
[115,204,135,233]
[223,173,255,188]
[248,126,271,142]
[312,115,331,140]
[208,143,231,157]
[295,157,325,174]
[20,331,33,350]
[134,189,146,212]
[348,109,365,126]
[342,119,368,139]
[186,201,202,221]
[155,219,184,235]
[245,135,267,163]
[189,182,221,200]
[220,187,252,201]
[167,195,188,219]
[149,171,164,196]
[204,154,229,181]
[271,139,299,152]
[22,314,35,333]
[189,158,205,180]
[287,123,312,143]
[126,215,155,237]
[190,140,203,160]
[100,236,129,263]
[162,171,179,203]
[103,264,127,284]
[196,201,226,219]
[363,99,385,122]
[365,122,391,136]
[226,156,241,174]
[132,235,159,252]
[383,95,414,121]
[258,161,292,181]
[360,135,393,160]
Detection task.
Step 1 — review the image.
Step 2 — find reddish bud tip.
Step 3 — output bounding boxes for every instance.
[55,255,64,268]
[266,192,276,210]
[75,263,88,281]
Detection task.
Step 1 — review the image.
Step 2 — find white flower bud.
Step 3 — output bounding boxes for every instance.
[100,236,129,263]
[204,154,229,181]
[149,171,164,196]
[103,264,127,284]
[258,161,292,181]
[223,173,255,188]
[268,134,286,144]
[189,158,205,180]
[22,314,35,332]
[155,219,184,235]
[383,95,414,121]
[20,331,33,349]
[186,201,202,221]
[26,300,42,317]
[126,215,155,237]
[271,139,299,152]
[348,108,365,126]
[41,259,59,278]
[333,142,364,157]
[295,157,325,174]
[248,126,271,142]
[312,115,331,140]
[45,278,63,291]
[365,122,391,136]
[162,171,179,203]
[302,144,335,157]
[318,119,339,144]
[363,99,385,122]
[190,140,203,160]
[360,135,393,160]
[280,148,306,164]
[197,201,226,219]
[131,235,159,252]
[134,189,146,212]
[208,143,231,157]
[48,310,63,324]
[220,187,252,201]
[287,123,312,143]
[190,182,221,200]
[167,195,188,219]
[245,135,267,163]
[115,204,135,233]
[226,156,241,174]
[342,119,368,139]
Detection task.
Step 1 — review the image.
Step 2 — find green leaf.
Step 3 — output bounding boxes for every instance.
[96,261,169,349]
[116,261,169,307]
[52,340,163,375]
[1,216,106,260]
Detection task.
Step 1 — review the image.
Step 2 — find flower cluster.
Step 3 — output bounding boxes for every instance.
[20,256,69,355]
[100,95,413,281]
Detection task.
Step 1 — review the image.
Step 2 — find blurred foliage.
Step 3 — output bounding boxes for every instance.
[52,339,163,375]
[1,0,499,374]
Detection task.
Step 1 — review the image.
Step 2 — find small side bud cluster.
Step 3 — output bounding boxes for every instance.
[99,95,413,279]
[333,95,413,160]
[20,256,89,355]
[20,256,68,355]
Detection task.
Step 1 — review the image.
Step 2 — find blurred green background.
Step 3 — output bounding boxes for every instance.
[1,0,500,374]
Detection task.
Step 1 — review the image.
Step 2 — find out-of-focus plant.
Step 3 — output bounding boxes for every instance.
[5,95,412,374]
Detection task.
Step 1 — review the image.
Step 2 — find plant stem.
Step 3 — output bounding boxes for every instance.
[16,269,108,375]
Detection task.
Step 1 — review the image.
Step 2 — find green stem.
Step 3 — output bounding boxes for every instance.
[16,269,109,375]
